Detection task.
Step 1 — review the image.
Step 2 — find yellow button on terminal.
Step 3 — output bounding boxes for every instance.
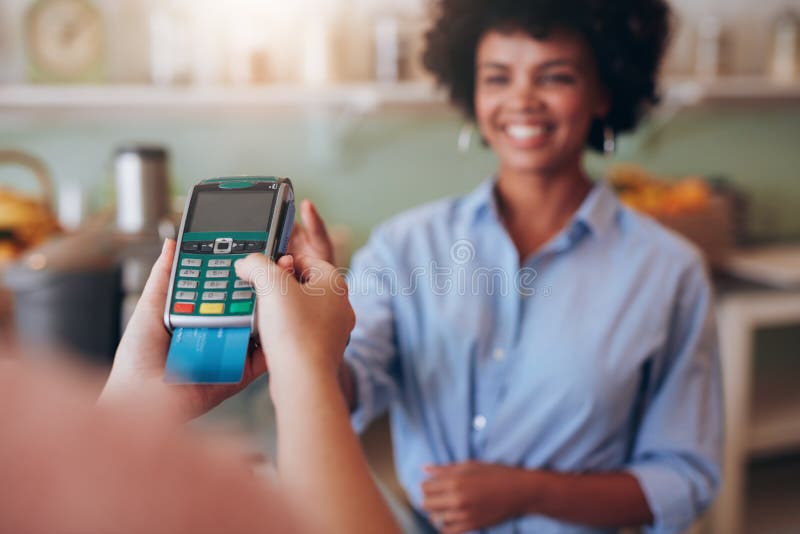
[199,303,225,315]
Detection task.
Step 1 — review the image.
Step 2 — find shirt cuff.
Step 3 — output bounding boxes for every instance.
[347,357,377,434]
[627,462,696,534]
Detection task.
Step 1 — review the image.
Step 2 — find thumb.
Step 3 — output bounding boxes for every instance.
[291,254,347,295]
[276,254,295,274]
[291,253,334,278]
[234,254,295,296]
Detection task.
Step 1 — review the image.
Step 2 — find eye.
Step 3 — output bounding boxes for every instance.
[481,75,509,85]
[539,72,577,85]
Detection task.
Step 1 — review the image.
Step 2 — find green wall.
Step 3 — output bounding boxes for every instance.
[1,104,799,253]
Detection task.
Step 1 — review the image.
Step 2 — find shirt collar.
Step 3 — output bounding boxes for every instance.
[464,176,620,239]
[461,176,496,221]
[571,180,620,238]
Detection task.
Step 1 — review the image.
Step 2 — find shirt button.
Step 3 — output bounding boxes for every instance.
[492,348,505,361]
[472,415,487,431]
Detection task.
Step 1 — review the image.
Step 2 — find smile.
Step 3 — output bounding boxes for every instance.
[501,122,554,148]
[505,124,547,140]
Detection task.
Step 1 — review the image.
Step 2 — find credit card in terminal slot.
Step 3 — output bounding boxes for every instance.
[165,327,251,384]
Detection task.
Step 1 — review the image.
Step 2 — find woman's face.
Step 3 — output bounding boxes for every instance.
[474,28,609,177]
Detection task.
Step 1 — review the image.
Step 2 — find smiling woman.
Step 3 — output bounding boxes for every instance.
[321,1,724,533]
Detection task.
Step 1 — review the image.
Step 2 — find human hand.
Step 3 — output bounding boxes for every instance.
[287,199,335,264]
[100,239,267,421]
[421,461,530,533]
[234,253,353,389]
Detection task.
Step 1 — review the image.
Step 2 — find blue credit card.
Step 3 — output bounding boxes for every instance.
[165,327,251,384]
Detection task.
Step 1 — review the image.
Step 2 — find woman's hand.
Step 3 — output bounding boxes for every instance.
[421,461,531,534]
[421,463,653,532]
[288,199,335,264]
[99,239,267,421]
[234,252,354,393]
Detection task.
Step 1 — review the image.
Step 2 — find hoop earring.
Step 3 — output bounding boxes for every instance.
[603,125,616,156]
[457,123,474,154]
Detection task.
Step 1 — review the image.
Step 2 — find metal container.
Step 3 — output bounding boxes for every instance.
[3,231,122,365]
[114,145,170,235]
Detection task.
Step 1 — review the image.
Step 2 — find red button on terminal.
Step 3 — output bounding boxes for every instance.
[173,302,195,314]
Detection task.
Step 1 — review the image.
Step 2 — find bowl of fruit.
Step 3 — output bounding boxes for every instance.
[609,163,741,268]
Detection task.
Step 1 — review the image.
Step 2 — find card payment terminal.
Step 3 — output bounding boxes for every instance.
[163,177,294,383]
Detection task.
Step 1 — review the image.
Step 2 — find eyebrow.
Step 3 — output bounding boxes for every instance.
[477,59,579,70]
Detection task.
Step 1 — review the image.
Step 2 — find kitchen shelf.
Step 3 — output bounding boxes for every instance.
[0,82,446,115]
[1,76,798,117]
[1,76,798,123]
[662,75,800,106]
[713,287,800,534]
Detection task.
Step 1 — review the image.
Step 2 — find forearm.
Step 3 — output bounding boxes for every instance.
[271,362,399,534]
[517,470,653,527]
[97,373,188,425]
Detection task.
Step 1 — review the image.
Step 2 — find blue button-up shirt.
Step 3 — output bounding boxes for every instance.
[345,179,723,534]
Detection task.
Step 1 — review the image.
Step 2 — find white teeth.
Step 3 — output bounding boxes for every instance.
[506,124,545,140]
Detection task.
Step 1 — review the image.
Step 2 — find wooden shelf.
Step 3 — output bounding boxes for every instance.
[1,76,798,118]
[0,82,446,115]
[662,76,800,106]
[714,288,800,534]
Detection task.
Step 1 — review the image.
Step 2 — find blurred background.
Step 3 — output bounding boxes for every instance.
[0,0,799,533]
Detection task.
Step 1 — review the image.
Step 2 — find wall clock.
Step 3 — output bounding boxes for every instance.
[24,0,104,83]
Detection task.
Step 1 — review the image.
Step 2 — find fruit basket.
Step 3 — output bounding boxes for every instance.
[0,150,61,266]
[609,164,741,268]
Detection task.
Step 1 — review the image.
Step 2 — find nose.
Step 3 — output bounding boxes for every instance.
[508,80,545,112]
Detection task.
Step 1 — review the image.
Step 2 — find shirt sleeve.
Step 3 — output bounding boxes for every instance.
[345,228,401,433]
[626,261,724,534]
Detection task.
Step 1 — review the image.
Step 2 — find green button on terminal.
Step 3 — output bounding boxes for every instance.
[229,301,253,313]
